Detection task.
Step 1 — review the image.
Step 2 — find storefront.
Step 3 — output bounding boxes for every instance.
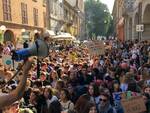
[0,23,43,46]
[21,30,30,42]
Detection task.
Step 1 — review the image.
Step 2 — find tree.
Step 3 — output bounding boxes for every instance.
[85,0,113,39]
[106,17,114,38]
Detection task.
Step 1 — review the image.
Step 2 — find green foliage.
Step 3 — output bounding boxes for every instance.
[106,17,114,38]
[84,0,114,39]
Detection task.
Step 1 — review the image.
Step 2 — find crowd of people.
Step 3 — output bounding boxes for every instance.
[0,34,150,113]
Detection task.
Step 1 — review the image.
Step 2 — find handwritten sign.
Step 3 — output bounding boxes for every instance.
[143,74,150,81]
[85,41,105,56]
[2,55,18,69]
[121,96,146,113]
[142,67,150,80]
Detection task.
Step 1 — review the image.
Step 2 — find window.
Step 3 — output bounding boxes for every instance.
[32,0,37,2]
[21,3,28,24]
[50,0,54,13]
[2,0,12,21]
[54,1,57,16]
[33,8,38,26]
[43,0,46,6]
[43,12,46,27]
[64,8,67,19]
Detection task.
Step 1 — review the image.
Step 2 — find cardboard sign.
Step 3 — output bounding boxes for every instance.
[142,68,150,80]
[85,41,105,56]
[143,74,150,81]
[121,96,146,113]
[2,55,18,69]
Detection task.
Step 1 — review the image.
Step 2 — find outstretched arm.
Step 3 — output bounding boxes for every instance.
[0,59,32,109]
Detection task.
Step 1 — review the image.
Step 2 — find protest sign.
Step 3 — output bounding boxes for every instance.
[85,41,105,56]
[121,96,146,113]
[142,67,150,80]
[2,55,18,69]
[143,74,150,81]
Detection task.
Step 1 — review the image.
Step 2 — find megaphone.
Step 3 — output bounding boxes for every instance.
[12,39,49,61]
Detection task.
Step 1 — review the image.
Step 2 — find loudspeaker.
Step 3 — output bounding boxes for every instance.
[12,39,49,61]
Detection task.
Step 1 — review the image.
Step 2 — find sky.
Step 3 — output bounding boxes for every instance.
[101,0,115,13]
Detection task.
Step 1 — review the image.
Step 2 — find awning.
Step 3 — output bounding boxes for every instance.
[46,30,55,36]
[22,35,30,39]
[53,33,76,41]
[73,40,80,44]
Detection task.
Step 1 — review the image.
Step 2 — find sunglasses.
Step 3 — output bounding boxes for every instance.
[100,98,107,102]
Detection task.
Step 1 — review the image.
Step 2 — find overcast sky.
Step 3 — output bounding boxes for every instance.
[101,0,115,13]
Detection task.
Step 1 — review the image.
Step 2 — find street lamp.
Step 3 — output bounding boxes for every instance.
[0,25,6,31]
[104,10,109,13]
[34,29,38,34]
[0,25,6,43]
[104,20,107,24]
[21,29,26,33]
[77,10,80,13]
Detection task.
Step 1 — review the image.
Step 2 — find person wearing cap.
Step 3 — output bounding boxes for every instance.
[0,59,32,109]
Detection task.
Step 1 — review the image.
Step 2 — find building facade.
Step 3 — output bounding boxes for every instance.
[112,0,125,42]
[0,0,46,44]
[63,0,78,37]
[47,0,85,40]
[132,0,150,40]
[113,0,150,41]
[63,0,85,39]
[76,0,85,40]
[123,0,135,41]
[46,0,64,34]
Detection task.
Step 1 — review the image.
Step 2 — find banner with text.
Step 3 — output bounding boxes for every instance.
[85,41,105,56]
[121,96,146,113]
